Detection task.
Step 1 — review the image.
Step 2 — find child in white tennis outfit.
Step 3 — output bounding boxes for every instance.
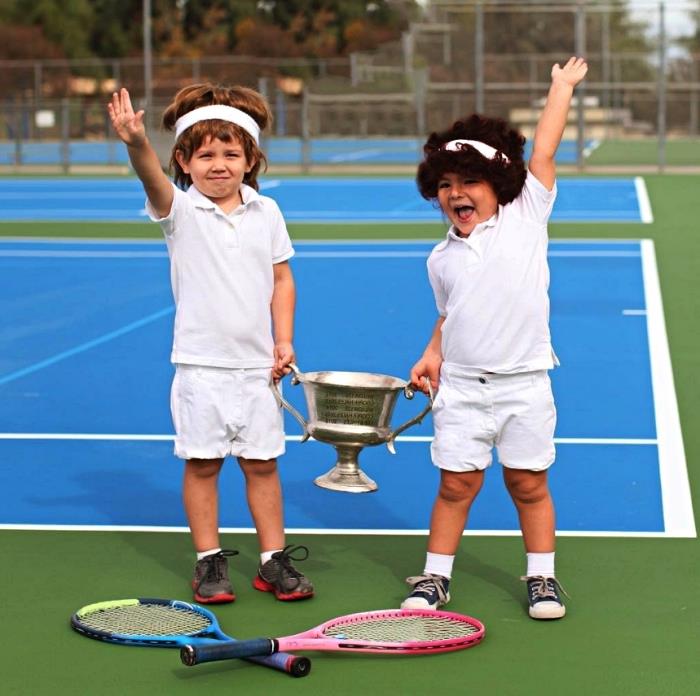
[108,83,313,605]
[402,57,588,619]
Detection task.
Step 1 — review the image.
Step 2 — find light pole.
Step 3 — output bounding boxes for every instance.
[143,0,153,129]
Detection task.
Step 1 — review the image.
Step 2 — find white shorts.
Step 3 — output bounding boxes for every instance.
[430,365,556,472]
[171,364,285,461]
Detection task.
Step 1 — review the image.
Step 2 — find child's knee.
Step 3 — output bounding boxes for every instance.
[438,470,483,503]
[504,469,549,503]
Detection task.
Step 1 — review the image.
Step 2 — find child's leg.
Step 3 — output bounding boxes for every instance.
[239,456,314,601]
[402,469,484,610]
[427,469,485,554]
[183,457,224,552]
[502,468,555,552]
[237,457,285,552]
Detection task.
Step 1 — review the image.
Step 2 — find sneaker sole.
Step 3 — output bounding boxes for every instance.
[400,592,450,611]
[529,603,566,620]
[253,575,314,601]
[192,582,236,604]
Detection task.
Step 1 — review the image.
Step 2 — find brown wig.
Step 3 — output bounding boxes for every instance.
[416,114,527,205]
[161,83,272,191]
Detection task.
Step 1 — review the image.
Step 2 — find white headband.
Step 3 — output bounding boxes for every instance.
[442,139,510,163]
[174,105,260,144]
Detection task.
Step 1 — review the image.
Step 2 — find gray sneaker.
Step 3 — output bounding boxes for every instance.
[253,544,314,601]
[192,550,238,604]
[401,574,451,610]
[522,575,568,619]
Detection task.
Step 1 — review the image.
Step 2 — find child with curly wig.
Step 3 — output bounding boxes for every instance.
[401,57,588,620]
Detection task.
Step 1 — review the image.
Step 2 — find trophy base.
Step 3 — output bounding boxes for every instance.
[314,466,378,493]
[313,444,377,493]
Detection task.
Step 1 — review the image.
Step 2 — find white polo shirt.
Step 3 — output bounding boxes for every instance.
[147,183,294,368]
[427,171,559,374]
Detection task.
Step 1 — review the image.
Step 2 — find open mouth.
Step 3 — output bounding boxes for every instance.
[454,205,475,222]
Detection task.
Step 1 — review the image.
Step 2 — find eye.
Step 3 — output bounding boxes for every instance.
[438,180,450,189]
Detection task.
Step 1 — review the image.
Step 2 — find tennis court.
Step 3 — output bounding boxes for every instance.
[0,137,595,167]
[0,236,692,537]
[0,175,650,223]
[1,173,699,695]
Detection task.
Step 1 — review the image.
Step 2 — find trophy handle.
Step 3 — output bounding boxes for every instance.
[386,378,434,454]
[271,363,310,443]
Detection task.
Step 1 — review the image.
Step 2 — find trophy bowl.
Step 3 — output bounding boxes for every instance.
[273,364,433,493]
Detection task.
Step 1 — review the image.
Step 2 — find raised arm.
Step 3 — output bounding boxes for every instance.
[529,56,588,190]
[108,88,173,217]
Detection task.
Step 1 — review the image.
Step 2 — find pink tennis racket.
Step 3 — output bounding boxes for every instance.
[181,608,484,666]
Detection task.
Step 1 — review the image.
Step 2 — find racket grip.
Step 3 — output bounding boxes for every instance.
[181,638,276,666]
[246,653,311,678]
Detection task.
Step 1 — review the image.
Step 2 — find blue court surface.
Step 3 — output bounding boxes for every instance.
[0,175,650,223]
[0,137,594,167]
[0,238,693,537]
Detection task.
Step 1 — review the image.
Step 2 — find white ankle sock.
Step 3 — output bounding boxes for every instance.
[261,549,282,565]
[196,548,221,561]
[526,552,555,577]
[424,552,454,579]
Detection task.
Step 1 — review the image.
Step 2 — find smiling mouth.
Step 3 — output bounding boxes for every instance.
[454,205,475,222]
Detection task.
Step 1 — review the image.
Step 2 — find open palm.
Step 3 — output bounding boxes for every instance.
[108,88,146,146]
[551,56,588,88]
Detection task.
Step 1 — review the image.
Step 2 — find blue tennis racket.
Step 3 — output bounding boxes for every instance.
[70,597,310,677]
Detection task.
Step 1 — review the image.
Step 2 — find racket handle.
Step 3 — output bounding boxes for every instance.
[181,638,277,666]
[246,653,311,678]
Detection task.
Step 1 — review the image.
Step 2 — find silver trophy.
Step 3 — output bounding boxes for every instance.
[274,364,433,493]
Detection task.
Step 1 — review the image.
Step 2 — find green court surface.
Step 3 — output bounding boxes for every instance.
[2,174,700,695]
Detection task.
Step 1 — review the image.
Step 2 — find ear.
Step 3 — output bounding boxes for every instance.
[245,155,257,174]
[175,149,190,174]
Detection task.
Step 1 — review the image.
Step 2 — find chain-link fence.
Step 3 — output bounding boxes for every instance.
[1,1,698,171]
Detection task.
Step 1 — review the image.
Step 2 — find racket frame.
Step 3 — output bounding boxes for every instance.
[71,597,310,677]
[182,608,485,665]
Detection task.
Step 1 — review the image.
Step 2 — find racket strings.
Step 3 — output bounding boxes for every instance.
[80,604,211,636]
[322,615,479,643]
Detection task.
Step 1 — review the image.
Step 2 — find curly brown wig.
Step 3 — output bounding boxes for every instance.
[161,83,272,191]
[417,114,527,205]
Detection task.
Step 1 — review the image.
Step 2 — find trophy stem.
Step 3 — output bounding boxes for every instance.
[314,444,378,493]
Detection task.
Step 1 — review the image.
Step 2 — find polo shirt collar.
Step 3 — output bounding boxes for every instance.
[446,212,499,243]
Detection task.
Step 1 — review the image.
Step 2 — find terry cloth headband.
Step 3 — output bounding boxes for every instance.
[442,139,510,163]
[174,105,260,144]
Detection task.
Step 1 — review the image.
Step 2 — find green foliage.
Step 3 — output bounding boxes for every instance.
[0,0,415,60]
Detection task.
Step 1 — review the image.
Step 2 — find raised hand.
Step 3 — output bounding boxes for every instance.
[108,88,146,146]
[551,56,588,88]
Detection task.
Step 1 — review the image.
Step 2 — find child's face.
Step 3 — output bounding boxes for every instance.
[437,172,498,236]
[176,135,254,210]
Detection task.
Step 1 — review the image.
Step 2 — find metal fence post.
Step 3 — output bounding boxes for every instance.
[657,1,667,172]
[575,1,587,170]
[474,2,484,113]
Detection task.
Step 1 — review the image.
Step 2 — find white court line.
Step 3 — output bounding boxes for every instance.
[635,176,654,223]
[0,524,677,538]
[0,250,168,258]
[641,239,696,537]
[0,433,658,445]
[0,249,643,260]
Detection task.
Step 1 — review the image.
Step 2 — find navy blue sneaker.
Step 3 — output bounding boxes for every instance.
[522,575,567,619]
[401,574,450,610]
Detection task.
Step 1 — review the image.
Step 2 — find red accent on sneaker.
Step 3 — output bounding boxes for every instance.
[192,581,236,604]
[252,574,314,601]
